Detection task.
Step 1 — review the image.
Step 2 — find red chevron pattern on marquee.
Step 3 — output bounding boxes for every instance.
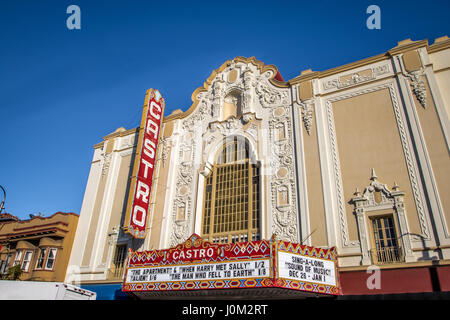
[122,234,340,296]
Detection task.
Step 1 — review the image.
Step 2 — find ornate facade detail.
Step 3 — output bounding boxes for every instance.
[169,143,198,246]
[169,160,194,247]
[300,102,313,135]
[167,58,300,245]
[212,80,226,118]
[246,124,258,142]
[350,169,415,264]
[397,54,427,109]
[160,137,171,168]
[268,103,299,242]
[210,117,242,136]
[255,79,289,108]
[101,152,112,177]
[242,68,256,112]
[168,82,217,246]
[325,83,431,249]
[182,98,209,132]
[322,64,390,91]
[325,98,355,248]
[357,169,396,207]
[387,84,429,239]
[241,113,253,124]
[407,72,427,108]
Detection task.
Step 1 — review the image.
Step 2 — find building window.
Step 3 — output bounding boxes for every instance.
[21,250,33,272]
[112,244,127,279]
[202,137,260,243]
[44,248,58,270]
[13,250,22,267]
[35,248,46,269]
[371,216,402,264]
[34,248,58,270]
[0,254,12,274]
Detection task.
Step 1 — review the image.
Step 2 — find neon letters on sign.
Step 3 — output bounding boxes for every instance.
[124,89,164,238]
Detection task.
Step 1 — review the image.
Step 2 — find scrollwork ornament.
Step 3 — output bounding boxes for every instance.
[409,73,427,108]
[301,103,313,135]
[255,80,289,108]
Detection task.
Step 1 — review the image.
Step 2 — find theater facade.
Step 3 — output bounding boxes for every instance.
[66,37,450,299]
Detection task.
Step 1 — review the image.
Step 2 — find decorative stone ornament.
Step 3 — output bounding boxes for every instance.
[350,169,416,265]
[301,102,313,136]
[408,72,427,108]
[166,57,300,245]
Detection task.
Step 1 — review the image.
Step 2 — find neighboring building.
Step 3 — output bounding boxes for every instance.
[0,212,79,282]
[67,36,450,298]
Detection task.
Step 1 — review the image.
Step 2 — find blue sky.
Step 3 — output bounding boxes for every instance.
[1,0,449,220]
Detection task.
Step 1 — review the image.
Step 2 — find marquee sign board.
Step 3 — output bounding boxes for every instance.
[123,89,165,239]
[275,240,338,294]
[122,234,339,296]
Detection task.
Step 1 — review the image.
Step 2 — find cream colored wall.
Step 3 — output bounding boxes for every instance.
[434,70,450,122]
[430,47,450,123]
[332,88,422,241]
[67,128,138,283]
[81,158,108,266]
[101,153,132,264]
[414,76,450,234]
[303,104,327,247]
[65,146,103,282]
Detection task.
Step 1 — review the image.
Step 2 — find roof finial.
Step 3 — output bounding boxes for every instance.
[392,181,400,191]
[370,168,378,181]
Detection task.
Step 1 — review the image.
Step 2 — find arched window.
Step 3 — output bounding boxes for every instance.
[202,137,260,243]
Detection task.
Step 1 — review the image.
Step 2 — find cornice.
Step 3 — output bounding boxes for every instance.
[102,127,138,141]
[93,141,104,149]
[428,36,450,53]
[321,52,389,78]
[287,70,320,85]
[0,212,78,227]
[94,127,139,149]
[289,39,433,86]
[0,228,68,241]
[387,39,429,56]
[289,52,389,85]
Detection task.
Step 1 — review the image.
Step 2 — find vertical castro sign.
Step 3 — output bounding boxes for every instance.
[124,89,165,238]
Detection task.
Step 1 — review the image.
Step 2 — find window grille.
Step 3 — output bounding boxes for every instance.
[112,245,127,278]
[202,137,260,243]
[371,216,403,264]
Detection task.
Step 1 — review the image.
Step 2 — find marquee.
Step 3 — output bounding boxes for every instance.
[122,234,339,297]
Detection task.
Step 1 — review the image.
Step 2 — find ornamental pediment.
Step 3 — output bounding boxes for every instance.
[164,56,288,125]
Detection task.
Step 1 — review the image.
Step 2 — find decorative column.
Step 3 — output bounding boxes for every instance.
[212,79,226,120]
[242,67,255,114]
[351,189,372,266]
[391,185,416,263]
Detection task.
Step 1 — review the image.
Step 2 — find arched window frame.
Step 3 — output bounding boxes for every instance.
[200,136,261,244]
